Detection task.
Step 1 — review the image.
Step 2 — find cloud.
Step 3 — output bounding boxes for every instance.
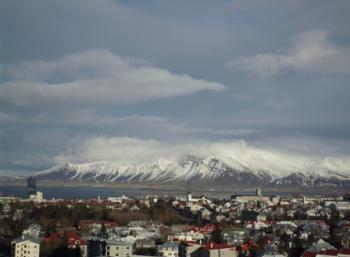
[0,49,225,109]
[226,30,350,75]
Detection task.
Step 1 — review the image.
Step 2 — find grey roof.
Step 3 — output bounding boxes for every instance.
[83,236,131,246]
[158,241,178,250]
[261,247,285,257]
[307,239,335,252]
[12,235,40,245]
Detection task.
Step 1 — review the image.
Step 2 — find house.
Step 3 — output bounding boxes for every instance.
[257,214,267,222]
[85,237,132,257]
[316,249,339,257]
[260,247,286,257]
[130,205,140,212]
[302,239,336,257]
[342,232,350,248]
[11,235,40,257]
[338,249,350,257]
[135,239,156,249]
[22,224,41,238]
[67,233,88,257]
[168,231,205,242]
[157,241,178,257]
[106,240,132,257]
[192,242,237,257]
[179,241,201,257]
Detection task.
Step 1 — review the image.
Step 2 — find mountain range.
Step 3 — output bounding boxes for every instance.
[33,155,350,188]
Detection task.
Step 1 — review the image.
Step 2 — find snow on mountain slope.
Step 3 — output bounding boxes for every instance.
[34,154,350,187]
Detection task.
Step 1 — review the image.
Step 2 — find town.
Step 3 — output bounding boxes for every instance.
[0,178,349,257]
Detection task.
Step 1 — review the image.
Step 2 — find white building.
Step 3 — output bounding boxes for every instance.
[29,192,43,203]
[11,235,40,257]
[22,224,41,238]
[106,240,133,257]
[168,231,205,242]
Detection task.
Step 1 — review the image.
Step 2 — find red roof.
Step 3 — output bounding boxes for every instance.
[303,251,317,257]
[319,249,339,256]
[41,233,61,244]
[340,249,350,255]
[202,242,234,250]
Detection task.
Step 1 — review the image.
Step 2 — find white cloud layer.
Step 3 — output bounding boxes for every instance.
[1,49,225,108]
[226,30,350,75]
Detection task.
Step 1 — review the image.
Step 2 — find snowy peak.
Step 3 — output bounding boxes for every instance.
[34,155,350,188]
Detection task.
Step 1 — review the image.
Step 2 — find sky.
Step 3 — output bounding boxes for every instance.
[1,0,350,175]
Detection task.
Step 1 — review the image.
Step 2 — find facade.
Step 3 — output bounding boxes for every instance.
[86,237,132,257]
[29,192,43,203]
[106,240,132,257]
[192,243,237,257]
[11,235,40,257]
[157,241,179,257]
[22,224,41,238]
[260,247,286,257]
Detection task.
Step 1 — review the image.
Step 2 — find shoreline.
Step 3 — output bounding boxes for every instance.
[0,180,348,196]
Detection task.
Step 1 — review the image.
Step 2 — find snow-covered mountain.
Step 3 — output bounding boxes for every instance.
[34,155,350,188]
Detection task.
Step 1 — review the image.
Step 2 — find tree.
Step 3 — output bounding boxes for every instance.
[210,226,223,243]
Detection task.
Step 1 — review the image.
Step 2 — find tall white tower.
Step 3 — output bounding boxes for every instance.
[187,192,192,202]
[256,185,262,197]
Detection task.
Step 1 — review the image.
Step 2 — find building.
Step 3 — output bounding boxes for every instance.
[85,237,132,257]
[157,241,179,257]
[67,233,87,257]
[29,192,43,203]
[302,239,336,257]
[338,249,350,257]
[256,185,262,197]
[342,232,350,248]
[179,241,201,257]
[22,224,41,238]
[192,242,237,257]
[260,247,286,257]
[231,186,270,203]
[11,235,40,257]
[106,240,132,257]
[26,177,37,197]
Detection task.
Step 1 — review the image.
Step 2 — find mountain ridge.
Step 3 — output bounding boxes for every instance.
[33,155,350,188]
